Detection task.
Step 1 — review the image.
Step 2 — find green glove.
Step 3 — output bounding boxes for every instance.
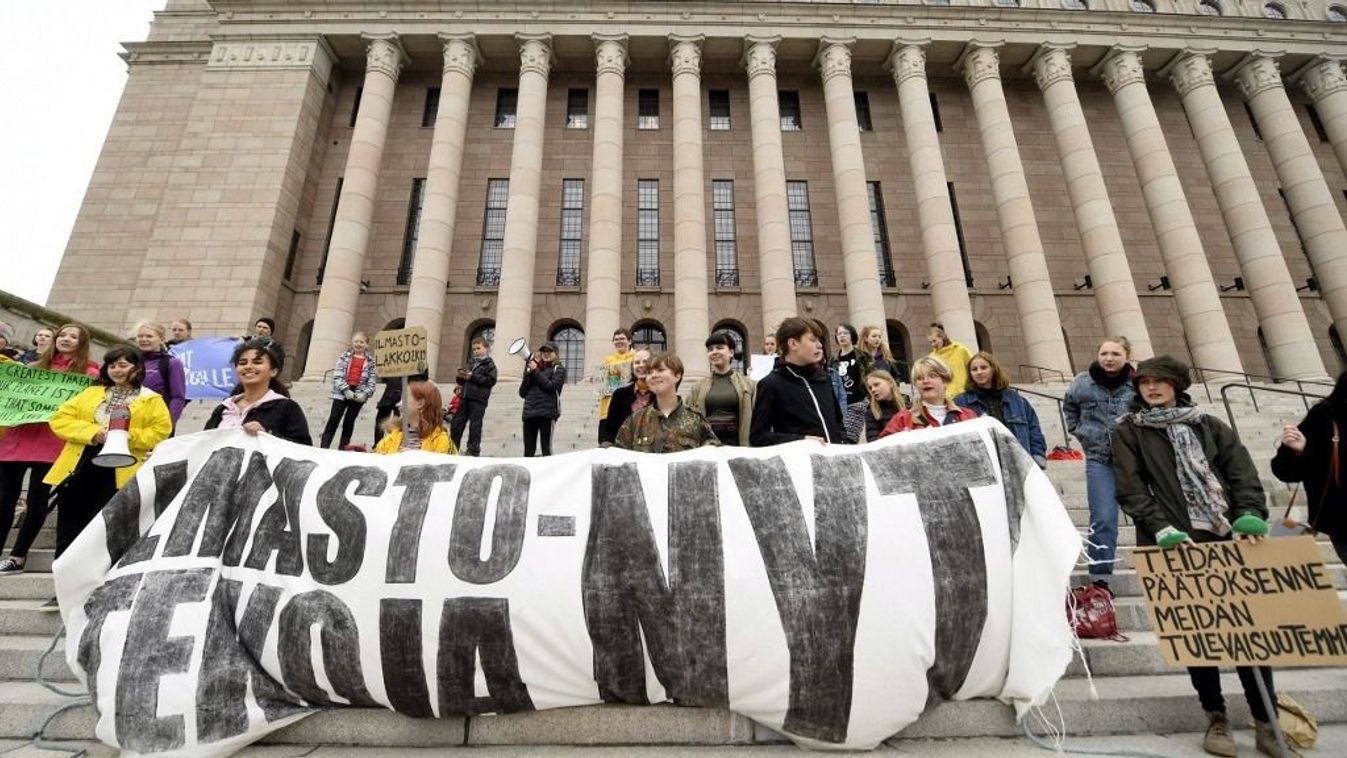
[1156,526,1190,549]
[1232,514,1269,537]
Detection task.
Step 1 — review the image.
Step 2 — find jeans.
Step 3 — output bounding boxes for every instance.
[1086,459,1120,578]
[1188,666,1277,722]
[320,398,364,449]
[522,418,554,457]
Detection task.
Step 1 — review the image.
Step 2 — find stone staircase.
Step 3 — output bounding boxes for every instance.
[1,378,1344,754]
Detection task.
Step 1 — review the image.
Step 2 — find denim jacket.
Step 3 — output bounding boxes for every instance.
[1063,369,1134,462]
[955,389,1047,467]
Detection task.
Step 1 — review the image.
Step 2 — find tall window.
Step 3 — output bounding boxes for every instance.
[566,88,589,129]
[316,178,343,285]
[637,180,660,286]
[495,88,518,128]
[712,180,739,288]
[868,182,896,287]
[557,179,584,286]
[476,179,509,286]
[854,92,873,132]
[948,182,973,288]
[930,92,944,132]
[422,88,440,128]
[779,91,802,131]
[349,87,363,127]
[787,181,818,287]
[638,89,660,129]
[283,230,301,282]
[551,326,585,383]
[709,89,731,130]
[397,178,427,286]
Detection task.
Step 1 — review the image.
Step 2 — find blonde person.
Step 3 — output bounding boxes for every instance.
[863,370,907,442]
[320,332,377,449]
[595,328,636,442]
[924,322,973,398]
[599,347,653,446]
[956,351,1047,468]
[134,321,188,430]
[879,356,978,437]
[374,381,455,454]
[688,331,755,446]
[19,326,53,365]
[861,325,899,381]
[615,353,719,453]
[167,318,193,348]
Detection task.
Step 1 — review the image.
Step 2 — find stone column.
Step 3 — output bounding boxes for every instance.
[1299,58,1347,180]
[671,35,711,378]
[1101,48,1242,373]
[583,34,628,374]
[404,34,479,378]
[306,34,407,378]
[491,34,552,379]
[1170,53,1325,379]
[961,43,1072,377]
[1031,45,1153,358]
[816,37,887,333]
[743,36,799,337]
[1237,54,1347,350]
[886,42,977,348]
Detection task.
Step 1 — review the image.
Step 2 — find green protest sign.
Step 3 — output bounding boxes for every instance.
[0,361,93,427]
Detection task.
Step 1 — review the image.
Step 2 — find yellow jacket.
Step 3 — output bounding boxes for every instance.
[44,385,173,489]
[929,342,974,399]
[373,425,456,455]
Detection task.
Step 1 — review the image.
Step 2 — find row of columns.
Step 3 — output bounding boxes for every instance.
[304,33,1347,382]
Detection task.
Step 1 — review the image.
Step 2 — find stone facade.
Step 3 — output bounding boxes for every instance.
[47,0,1347,382]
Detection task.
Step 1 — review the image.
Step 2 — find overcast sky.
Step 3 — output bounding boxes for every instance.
[1,1,167,306]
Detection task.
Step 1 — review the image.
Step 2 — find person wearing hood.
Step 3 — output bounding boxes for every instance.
[134,320,188,430]
[204,340,311,445]
[1272,368,1347,563]
[1111,356,1284,758]
[1063,336,1135,589]
[956,351,1047,468]
[750,317,847,446]
[924,322,973,398]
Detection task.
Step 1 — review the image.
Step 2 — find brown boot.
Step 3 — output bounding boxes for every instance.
[1255,720,1303,758]
[1202,711,1237,757]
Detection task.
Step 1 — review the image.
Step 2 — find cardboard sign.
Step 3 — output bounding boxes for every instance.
[56,419,1081,757]
[372,326,428,378]
[0,360,93,426]
[1134,536,1347,668]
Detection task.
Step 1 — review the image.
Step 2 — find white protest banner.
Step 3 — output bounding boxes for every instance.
[55,418,1081,757]
[749,354,775,381]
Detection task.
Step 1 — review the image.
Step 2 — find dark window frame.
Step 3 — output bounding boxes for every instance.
[638,89,660,130]
[779,91,803,131]
[712,180,739,288]
[948,182,974,288]
[556,178,585,286]
[786,180,818,287]
[868,182,896,288]
[709,89,731,130]
[316,177,344,285]
[422,87,441,128]
[397,178,427,286]
[854,91,873,132]
[566,88,589,129]
[636,179,660,286]
[495,88,519,129]
[476,179,510,287]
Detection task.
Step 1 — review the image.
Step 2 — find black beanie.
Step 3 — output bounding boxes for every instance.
[1133,355,1192,392]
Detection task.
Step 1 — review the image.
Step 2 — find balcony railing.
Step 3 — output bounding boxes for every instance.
[715,267,740,288]
[555,267,581,287]
[794,268,818,288]
[476,267,501,287]
[636,268,660,287]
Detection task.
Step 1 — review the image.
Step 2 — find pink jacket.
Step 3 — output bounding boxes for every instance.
[0,355,100,464]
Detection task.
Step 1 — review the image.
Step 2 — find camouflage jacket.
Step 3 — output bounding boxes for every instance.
[614,400,720,453]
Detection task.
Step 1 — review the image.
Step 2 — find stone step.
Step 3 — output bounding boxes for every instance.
[0,575,56,601]
[1,528,57,554]
[0,635,75,682]
[0,601,62,636]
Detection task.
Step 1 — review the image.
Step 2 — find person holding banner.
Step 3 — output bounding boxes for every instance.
[1273,368,1347,563]
[688,331,755,446]
[749,317,846,446]
[374,381,454,454]
[0,324,100,576]
[18,326,53,365]
[203,340,311,445]
[1110,356,1286,758]
[134,321,187,429]
[879,356,978,436]
[319,333,377,449]
[615,353,718,453]
[863,369,907,443]
[957,351,1047,468]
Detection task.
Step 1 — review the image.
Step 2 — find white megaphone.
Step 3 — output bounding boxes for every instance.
[93,405,136,469]
[507,337,533,362]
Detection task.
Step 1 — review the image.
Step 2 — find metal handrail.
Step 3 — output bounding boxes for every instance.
[1011,384,1071,449]
[1218,382,1328,441]
[1192,365,1334,413]
[1017,363,1068,384]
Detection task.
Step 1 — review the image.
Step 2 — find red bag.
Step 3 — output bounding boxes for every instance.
[1067,584,1128,642]
[1047,445,1084,461]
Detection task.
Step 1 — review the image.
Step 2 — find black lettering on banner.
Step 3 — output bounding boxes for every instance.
[197,580,306,743]
[152,459,191,518]
[109,460,191,567]
[386,464,458,583]
[245,459,318,576]
[437,597,534,715]
[582,461,728,707]
[990,427,1031,550]
[726,454,867,743]
[450,464,529,584]
[307,466,381,585]
[222,452,275,565]
[77,573,140,710]
[164,448,245,557]
[862,435,997,704]
[379,599,434,717]
[278,590,378,707]
[114,568,213,753]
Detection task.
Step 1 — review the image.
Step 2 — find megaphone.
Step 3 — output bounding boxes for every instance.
[507,337,532,362]
[93,406,135,468]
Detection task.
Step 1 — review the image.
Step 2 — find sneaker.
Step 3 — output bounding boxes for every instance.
[1203,710,1237,757]
[0,558,25,575]
[1255,719,1303,757]
[36,597,59,613]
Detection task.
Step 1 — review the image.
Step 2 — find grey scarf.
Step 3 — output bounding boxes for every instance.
[1129,405,1231,536]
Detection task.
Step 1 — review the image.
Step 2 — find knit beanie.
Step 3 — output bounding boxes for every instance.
[1133,355,1192,392]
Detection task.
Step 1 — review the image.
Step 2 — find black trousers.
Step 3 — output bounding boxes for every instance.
[522,417,554,457]
[0,462,53,558]
[54,447,118,559]
[1187,665,1277,722]
[450,400,487,456]
[320,398,365,449]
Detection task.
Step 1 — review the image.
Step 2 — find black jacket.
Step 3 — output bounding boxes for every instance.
[1272,401,1347,539]
[864,399,903,443]
[600,382,652,445]
[461,358,497,404]
[749,362,848,446]
[519,362,566,420]
[204,397,312,446]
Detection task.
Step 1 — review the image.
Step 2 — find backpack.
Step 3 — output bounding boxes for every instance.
[1067,583,1128,642]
